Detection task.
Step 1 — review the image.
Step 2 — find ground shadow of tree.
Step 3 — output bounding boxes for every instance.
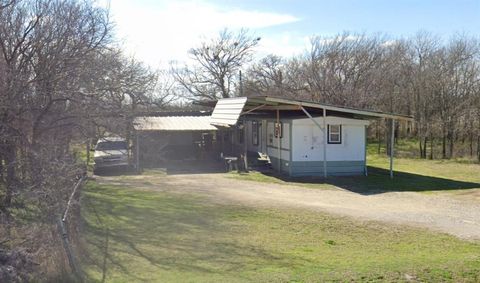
[80,184,310,282]
[257,166,480,195]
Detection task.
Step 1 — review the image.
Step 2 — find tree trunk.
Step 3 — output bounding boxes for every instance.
[86,140,91,166]
[423,137,427,159]
[20,139,26,182]
[448,130,454,159]
[469,132,474,157]
[0,152,4,209]
[419,138,424,158]
[477,135,480,163]
[377,126,382,155]
[0,151,3,183]
[4,144,16,207]
[442,133,447,159]
[429,134,434,160]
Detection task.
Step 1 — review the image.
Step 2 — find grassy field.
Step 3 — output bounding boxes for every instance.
[82,180,480,282]
[80,143,480,282]
[368,140,480,183]
[228,142,480,197]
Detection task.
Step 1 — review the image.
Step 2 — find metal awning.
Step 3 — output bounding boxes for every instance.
[210,97,248,126]
[209,96,413,126]
[133,116,218,131]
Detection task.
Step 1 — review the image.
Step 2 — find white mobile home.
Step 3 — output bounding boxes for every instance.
[243,116,369,176]
[210,96,413,177]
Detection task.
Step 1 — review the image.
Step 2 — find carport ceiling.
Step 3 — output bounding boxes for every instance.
[209,96,413,127]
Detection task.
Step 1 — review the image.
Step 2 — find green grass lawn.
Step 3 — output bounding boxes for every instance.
[81,142,480,282]
[81,179,480,282]
[368,141,480,183]
[228,143,480,195]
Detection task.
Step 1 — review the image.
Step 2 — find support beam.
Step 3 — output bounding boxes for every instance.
[390,119,395,179]
[243,105,301,111]
[276,109,281,172]
[300,106,327,178]
[364,125,368,176]
[240,104,267,115]
[264,96,414,121]
[243,119,248,171]
[301,107,324,130]
[136,132,140,173]
[323,108,327,178]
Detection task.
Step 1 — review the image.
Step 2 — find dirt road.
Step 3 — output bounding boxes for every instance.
[98,172,480,240]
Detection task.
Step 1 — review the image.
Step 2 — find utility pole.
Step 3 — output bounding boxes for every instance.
[239,70,243,96]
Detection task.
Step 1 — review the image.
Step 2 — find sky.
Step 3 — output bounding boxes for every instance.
[104,0,480,68]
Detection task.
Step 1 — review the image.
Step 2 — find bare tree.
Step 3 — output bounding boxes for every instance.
[244,55,285,96]
[0,0,114,278]
[173,29,260,101]
[303,32,385,107]
[243,31,480,161]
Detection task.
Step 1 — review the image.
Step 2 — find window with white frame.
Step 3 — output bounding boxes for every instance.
[328,125,342,144]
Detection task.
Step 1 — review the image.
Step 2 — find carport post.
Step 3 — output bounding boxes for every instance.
[276,109,281,172]
[136,132,140,172]
[364,125,368,176]
[243,119,248,171]
[390,119,395,179]
[322,108,327,178]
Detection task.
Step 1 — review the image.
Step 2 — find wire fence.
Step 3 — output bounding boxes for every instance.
[58,175,86,282]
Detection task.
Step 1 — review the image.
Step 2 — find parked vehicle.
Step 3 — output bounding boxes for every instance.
[93,137,129,174]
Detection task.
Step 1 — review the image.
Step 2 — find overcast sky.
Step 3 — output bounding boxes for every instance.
[105,0,480,68]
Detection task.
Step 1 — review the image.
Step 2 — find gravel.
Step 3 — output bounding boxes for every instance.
[99,173,480,240]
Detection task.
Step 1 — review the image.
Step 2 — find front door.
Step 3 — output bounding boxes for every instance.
[261,120,267,154]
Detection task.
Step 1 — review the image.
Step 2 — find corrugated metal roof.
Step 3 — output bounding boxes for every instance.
[133,116,218,131]
[209,96,413,126]
[134,110,211,117]
[210,97,248,126]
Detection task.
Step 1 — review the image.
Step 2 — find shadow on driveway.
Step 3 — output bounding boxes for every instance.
[255,166,480,195]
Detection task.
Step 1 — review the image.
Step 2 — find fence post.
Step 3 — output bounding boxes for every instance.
[58,218,83,282]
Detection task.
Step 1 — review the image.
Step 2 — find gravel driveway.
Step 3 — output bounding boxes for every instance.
[98,172,480,240]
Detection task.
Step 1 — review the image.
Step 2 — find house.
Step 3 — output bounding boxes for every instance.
[132,96,412,177]
[208,96,413,177]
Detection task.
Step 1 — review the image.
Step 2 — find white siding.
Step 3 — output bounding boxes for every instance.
[266,121,290,161]
[246,119,290,159]
[291,117,369,162]
[266,121,290,149]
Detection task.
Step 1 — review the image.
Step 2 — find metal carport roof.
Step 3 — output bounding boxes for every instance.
[133,116,218,131]
[209,96,413,126]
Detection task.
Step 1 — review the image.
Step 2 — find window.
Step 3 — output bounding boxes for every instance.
[252,121,259,145]
[328,125,342,144]
[95,141,128,150]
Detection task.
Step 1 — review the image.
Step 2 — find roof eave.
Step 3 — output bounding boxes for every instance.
[262,97,414,121]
